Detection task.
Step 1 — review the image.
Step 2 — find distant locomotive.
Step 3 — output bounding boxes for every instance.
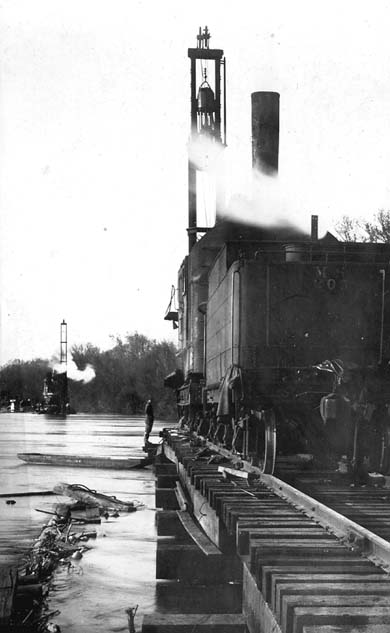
[41,320,69,416]
[164,29,390,476]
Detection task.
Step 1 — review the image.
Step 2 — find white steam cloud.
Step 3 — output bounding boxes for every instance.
[51,359,96,383]
[189,135,321,236]
[188,135,224,172]
[226,169,306,231]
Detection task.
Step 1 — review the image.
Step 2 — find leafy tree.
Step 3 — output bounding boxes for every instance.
[68,333,178,417]
[0,358,50,406]
[0,333,178,418]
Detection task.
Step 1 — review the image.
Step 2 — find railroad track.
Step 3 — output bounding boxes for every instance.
[159,429,390,633]
[282,471,390,543]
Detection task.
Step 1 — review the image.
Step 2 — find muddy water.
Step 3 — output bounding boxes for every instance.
[0,412,173,632]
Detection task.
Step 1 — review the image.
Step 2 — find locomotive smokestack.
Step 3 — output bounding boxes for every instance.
[311,215,319,240]
[251,92,280,175]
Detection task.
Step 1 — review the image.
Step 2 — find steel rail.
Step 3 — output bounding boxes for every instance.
[204,438,390,571]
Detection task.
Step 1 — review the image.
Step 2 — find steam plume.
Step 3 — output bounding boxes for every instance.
[221,164,320,238]
[51,359,96,383]
[188,135,223,172]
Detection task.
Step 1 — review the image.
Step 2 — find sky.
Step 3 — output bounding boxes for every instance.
[1,0,390,365]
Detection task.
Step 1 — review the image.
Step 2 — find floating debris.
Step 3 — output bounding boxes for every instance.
[10,481,139,630]
[53,482,143,511]
[126,605,138,633]
[13,508,93,630]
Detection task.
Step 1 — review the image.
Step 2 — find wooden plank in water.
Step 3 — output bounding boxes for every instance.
[0,566,17,627]
[176,510,222,556]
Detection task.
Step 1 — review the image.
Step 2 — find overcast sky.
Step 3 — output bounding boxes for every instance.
[2,0,390,365]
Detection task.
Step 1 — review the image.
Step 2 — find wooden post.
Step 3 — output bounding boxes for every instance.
[0,566,17,629]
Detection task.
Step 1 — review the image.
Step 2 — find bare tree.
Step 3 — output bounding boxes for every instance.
[335,215,367,242]
[363,209,390,242]
[335,210,390,243]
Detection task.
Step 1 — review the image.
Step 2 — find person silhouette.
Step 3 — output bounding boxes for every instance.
[144,399,154,445]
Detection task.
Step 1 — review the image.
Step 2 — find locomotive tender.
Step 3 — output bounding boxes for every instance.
[165,29,390,476]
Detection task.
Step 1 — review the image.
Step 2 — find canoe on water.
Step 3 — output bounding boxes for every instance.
[17,452,155,469]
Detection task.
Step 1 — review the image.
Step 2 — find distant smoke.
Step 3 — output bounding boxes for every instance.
[50,359,96,383]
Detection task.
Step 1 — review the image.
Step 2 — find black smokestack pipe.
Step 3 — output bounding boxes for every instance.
[251,92,280,175]
[311,215,319,240]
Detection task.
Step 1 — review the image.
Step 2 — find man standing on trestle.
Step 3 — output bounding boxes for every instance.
[144,399,154,445]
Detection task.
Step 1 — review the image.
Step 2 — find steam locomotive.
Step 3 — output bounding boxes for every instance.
[166,217,390,475]
[164,30,390,476]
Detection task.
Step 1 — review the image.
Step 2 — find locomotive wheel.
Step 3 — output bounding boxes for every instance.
[251,409,277,474]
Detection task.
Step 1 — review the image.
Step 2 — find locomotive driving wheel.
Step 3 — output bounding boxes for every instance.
[249,409,277,474]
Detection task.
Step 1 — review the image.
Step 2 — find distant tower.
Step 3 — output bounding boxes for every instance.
[60,319,67,365]
[187,27,226,251]
[58,320,68,415]
[42,320,69,415]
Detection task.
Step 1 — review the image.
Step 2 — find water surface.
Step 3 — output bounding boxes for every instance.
[0,412,171,632]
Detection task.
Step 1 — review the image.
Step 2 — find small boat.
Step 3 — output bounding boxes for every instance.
[17,452,154,469]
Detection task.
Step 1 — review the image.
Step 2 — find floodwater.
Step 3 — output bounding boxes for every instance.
[0,412,173,632]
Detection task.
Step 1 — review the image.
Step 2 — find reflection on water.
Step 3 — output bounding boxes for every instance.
[0,412,171,632]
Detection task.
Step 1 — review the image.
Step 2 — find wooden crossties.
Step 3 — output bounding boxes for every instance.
[157,429,390,633]
[289,473,390,543]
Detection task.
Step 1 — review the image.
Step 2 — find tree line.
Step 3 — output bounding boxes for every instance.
[0,333,178,418]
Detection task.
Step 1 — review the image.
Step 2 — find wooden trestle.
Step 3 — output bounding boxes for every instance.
[143,429,390,633]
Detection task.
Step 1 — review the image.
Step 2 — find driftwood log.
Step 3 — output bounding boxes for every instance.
[53,482,139,511]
